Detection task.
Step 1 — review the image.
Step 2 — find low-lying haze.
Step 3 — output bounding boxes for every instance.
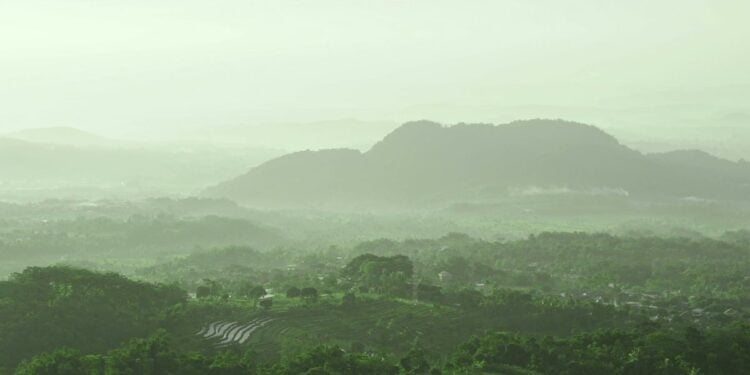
[1,1,748,157]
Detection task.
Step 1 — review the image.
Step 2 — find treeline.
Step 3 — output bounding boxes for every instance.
[349,233,750,318]
[0,215,283,274]
[147,234,750,327]
[447,323,750,374]
[6,229,750,373]
[16,324,750,374]
[15,332,402,375]
[4,263,750,374]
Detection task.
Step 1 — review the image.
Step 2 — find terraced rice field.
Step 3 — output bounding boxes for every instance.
[192,299,468,356]
[197,318,276,348]
[190,297,594,359]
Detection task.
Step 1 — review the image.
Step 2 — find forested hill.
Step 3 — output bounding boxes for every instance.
[205,119,750,209]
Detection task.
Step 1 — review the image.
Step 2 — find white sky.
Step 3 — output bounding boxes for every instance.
[1,0,748,139]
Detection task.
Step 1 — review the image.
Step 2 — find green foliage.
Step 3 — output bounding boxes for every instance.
[300,287,318,302]
[238,283,267,307]
[15,332,258,375]
[14,349,94,375]
[17,335,399,375]
[0,266,185,370]
[20,324,749,374]
[5,231,750,373]
[399,349,432,374]
[260,299,273,310]
[197,279,225,298]
[341,293,356,308]
[343,254,414,297]
[286,287,301,298]
[278,345,398,375]
[447,324,750,375]
[1,217,282,267]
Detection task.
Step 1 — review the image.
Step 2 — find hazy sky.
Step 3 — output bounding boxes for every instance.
[1,0,748,139]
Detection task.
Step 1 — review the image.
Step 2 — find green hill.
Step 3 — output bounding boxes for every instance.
[205,119,750,209]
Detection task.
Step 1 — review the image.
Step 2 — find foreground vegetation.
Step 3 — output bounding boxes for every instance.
[2,229,749,374]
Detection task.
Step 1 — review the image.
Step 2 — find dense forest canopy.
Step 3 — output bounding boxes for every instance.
[2,230,750,373]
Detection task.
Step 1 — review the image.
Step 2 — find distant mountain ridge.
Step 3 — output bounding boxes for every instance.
[5,126,108,147]
[0,136,280,199]
[204,119,750,209]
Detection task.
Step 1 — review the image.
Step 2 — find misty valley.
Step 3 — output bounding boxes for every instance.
[1,119,750,374]
[3,2,750,373]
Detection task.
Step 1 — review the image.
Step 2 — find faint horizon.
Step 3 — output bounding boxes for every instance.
[1,1,747,151]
